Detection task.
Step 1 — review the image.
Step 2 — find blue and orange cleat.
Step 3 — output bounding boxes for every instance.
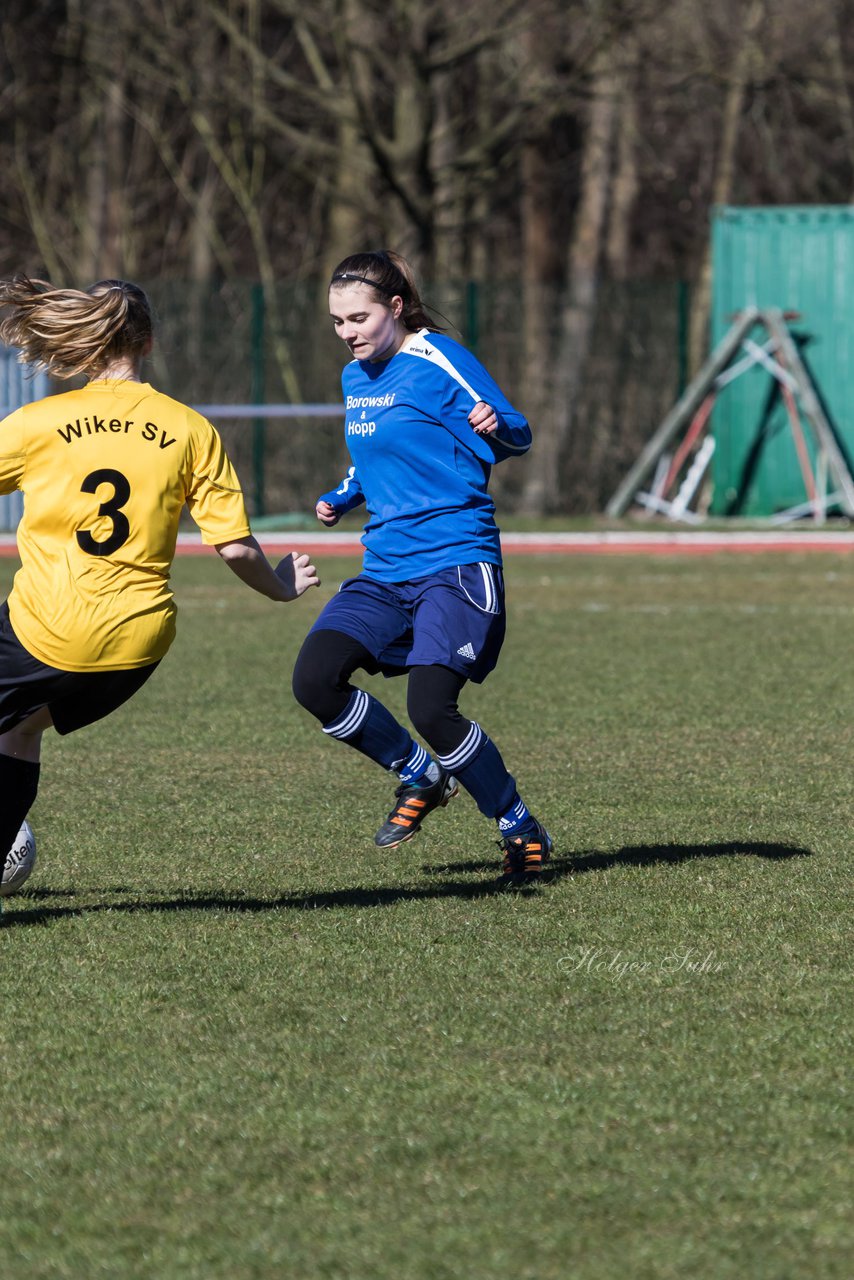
[374,767,459,848]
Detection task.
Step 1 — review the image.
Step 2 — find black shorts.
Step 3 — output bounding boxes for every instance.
[0,602,160,736]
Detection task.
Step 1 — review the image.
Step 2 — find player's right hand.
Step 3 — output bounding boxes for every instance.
[316,500,340,527]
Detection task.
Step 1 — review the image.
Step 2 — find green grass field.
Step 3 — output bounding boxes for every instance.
[1,551,851,1279]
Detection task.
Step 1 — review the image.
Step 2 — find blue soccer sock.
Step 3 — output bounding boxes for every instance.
[496,795,534,837]
[396,742,437,787]
[322,689,417,773]
[437,722,518,819]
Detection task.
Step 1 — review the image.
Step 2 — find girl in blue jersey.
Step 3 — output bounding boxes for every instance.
[292,250,552,885]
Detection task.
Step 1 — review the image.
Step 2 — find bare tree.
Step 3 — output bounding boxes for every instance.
[5,0,854,510]
[687,0,767,374]
[519,6,625,512]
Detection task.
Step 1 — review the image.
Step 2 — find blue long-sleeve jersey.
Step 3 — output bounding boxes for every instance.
[318,329,531,582]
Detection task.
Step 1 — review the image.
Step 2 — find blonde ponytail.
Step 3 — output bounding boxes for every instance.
[0,276,153,380]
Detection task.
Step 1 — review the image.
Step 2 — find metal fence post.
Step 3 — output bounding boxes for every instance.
[251,284,266,517]
[677,279,690,397]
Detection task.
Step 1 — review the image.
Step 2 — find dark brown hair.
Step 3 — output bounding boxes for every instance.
[329,250,444,332]
[0,276,154,379]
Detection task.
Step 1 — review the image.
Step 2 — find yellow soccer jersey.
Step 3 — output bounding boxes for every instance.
[0,380,251,671]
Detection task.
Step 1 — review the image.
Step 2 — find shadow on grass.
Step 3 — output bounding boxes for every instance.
[425,839,813,877]
[2,877,506,927]
[1,840,812,927]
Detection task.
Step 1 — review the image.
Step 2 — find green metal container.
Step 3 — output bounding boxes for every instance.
[710,205,854,516]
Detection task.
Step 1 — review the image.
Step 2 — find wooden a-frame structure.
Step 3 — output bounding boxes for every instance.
[606,306,854,523]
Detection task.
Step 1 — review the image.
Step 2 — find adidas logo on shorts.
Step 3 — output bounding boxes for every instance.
[456,642,477,661]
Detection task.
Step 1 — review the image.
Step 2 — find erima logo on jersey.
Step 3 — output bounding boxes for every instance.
[456,642,477,660]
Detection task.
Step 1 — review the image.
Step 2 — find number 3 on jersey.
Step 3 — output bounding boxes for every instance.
[76,468,131,556]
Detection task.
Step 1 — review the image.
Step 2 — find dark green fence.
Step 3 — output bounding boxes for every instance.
[136,278,690,519]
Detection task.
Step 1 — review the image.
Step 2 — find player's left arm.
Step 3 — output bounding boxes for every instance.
[189,419,318,599]
[215,536,320,602]
[440,346,532,461]
[466,389,531,459]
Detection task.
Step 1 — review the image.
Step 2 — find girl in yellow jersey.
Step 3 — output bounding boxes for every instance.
[0,275,319,884]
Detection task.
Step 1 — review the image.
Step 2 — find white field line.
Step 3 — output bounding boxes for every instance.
[1,529,854,555]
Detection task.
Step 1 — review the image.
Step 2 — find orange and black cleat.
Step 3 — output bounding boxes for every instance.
[374,767,459,848]
[496,820,553,887]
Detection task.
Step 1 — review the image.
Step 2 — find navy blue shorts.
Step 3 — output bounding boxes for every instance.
[0,602,159,736]
[308,563,506,683]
